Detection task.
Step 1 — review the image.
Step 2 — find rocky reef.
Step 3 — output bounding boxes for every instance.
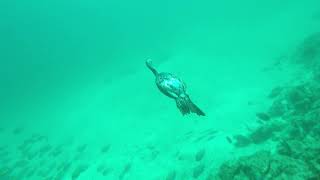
[216,150,312,180]
[213,32,320,180]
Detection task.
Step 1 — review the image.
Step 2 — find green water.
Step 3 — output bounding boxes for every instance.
[1,0,320,179]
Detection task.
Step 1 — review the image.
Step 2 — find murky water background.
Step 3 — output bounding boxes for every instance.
[0,0,320,179]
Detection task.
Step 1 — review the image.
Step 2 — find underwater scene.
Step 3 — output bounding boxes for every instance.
[1,0,320,179]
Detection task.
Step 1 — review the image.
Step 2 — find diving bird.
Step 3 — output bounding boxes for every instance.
[146,59,205,116]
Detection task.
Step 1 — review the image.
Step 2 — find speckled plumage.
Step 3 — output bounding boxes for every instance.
[146,59,205,116]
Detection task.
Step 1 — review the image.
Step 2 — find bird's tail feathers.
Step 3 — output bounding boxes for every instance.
[176,96,205,116]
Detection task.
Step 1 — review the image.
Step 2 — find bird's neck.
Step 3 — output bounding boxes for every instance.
[146,62,158,76]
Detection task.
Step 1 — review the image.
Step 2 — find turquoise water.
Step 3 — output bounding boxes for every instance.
[1,0,320,179]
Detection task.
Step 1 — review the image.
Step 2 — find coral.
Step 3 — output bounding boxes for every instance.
[217,151,271,180]
[286,125,304,140]
[249,120,285,144]
[268,99,287,118]
[216,150,311,180]
[285,84,315,114]
[288,110,320,135]
[276,139,305,158]
[267,82,320,117]
[212,44,320,179]
[300,111,320,132]
[294,32,320,68]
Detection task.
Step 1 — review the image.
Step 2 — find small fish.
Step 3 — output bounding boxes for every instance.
[76,144,87,153]
[195,149,205,161]
[13,127,24,135]
[193,164,205,178]
[72,165,89,180]
[206,135,216,141]
[256,112,271,121]
[226,136,233,144]
[203,129,218,136]
[102,168,111,176]
[101,144,111,154]
[184,131,193,136]
[247,101,255,106]
[119,163,131,180]
[193,135,207,143]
